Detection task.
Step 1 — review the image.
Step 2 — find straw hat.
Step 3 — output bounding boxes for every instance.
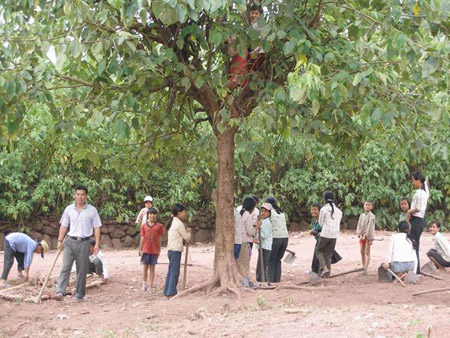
[39,240,49,258]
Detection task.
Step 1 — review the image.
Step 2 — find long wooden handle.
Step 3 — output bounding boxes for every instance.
[182,243,189,290]
[258,228,265,283]
[387,268,406,287]
[285,249,295,256]
[36,246,63,303]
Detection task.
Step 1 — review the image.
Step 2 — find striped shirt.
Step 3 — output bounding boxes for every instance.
[411,188,428,218]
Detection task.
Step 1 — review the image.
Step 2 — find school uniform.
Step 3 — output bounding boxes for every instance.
[410,188,429,273]
[316,203,342,271]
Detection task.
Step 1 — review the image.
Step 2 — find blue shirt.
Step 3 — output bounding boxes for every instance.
[256,218,273,251]
[6,233,38,268]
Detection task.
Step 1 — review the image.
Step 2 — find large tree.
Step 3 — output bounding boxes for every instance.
[1,0,448,294]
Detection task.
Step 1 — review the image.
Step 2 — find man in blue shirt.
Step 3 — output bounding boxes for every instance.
[1,233,48,287]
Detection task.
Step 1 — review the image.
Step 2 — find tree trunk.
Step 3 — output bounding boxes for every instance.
[174,127,242,297]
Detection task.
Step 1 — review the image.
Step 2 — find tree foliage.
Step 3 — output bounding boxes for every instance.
[0,1,449,245]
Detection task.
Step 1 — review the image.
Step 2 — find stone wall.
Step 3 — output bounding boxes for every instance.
[0,209,359,251]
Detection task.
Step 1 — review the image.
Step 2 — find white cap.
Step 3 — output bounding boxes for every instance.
[144,195,153,202]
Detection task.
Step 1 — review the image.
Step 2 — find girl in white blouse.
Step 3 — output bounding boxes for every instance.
[385,221,417,279]
[407,171,429,274]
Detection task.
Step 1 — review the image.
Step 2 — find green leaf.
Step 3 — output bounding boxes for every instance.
[283,40,297,56]
[352,72,363,86]
[98,59,106,75]
[5,79,16,96]
[113,119,129,138]
[92,41,103,56]
[56,53,66,72]
[422,57,438,78]
[152,1,178,25]
[372,108,383,124]
[181,77,191,89]
[70,39,82,58]
[312,100,320,115]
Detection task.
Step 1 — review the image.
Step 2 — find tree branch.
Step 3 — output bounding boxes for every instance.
[308,0,322,28]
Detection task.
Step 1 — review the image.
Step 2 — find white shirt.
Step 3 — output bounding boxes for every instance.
[60,203,102,238]
[411,188,429,218]
[319,203,342,239]
[388,233,417,271]
[270,211,288,238]
[235,209,255,243]
[166,217,190,252]
[433,232,450,262]
[89,250,110,278]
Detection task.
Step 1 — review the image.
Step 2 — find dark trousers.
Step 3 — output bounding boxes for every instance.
[316,237,337,271]
[56,237,90,299]
[427,249,450,268]
[267,237,288,283]
[410,216,425,273]
[256,248,271,282]
[1,239,25,280]
[163,250,181,297]
[88,258,104,275]
[311,241,343,273]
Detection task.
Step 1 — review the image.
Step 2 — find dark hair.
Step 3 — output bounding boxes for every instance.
[75,185,88,194]
[249,3,263,13]
[411,171,427,192]
[398,221,417,250]
[166,203,186,230]
[428,220,441,229]
[89,239,96,247]
[250,194,260,204]
[240,197,256,216]
[365,200,373,206]
[400,197,411,209]
[323,191,334,219]
[311,203,321,210]
[265,196,283,214]
[147,208,158,215]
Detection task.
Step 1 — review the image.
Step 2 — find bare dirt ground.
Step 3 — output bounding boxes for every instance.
[1,231,449,338]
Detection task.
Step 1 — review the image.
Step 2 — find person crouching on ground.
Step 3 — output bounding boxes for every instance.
[0,233,48,288]
[426,220,450,272]
[383,221,417,280]
[163,204,191,298]
[88,239,109,283]
[356,200,375,275]
[140,208,164,292]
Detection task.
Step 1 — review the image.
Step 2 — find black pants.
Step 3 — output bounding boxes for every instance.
[267,237,288,283]
[316,237,337,271]
[311,241,343,273]
[256,248,271,282]
[88,258,104,275]
[427,249,450,268]
[1,239,25,280]
[410,216,425,273]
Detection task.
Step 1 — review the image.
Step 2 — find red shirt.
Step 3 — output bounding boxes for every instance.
[140,222,164,254]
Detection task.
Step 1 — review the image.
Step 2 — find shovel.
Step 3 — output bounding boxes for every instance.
[283,249,297,264]
[421,261,437,275]
[32,246,63,303]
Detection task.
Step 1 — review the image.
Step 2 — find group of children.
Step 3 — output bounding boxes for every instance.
[342,171,450,282]
[110,169,450,298]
